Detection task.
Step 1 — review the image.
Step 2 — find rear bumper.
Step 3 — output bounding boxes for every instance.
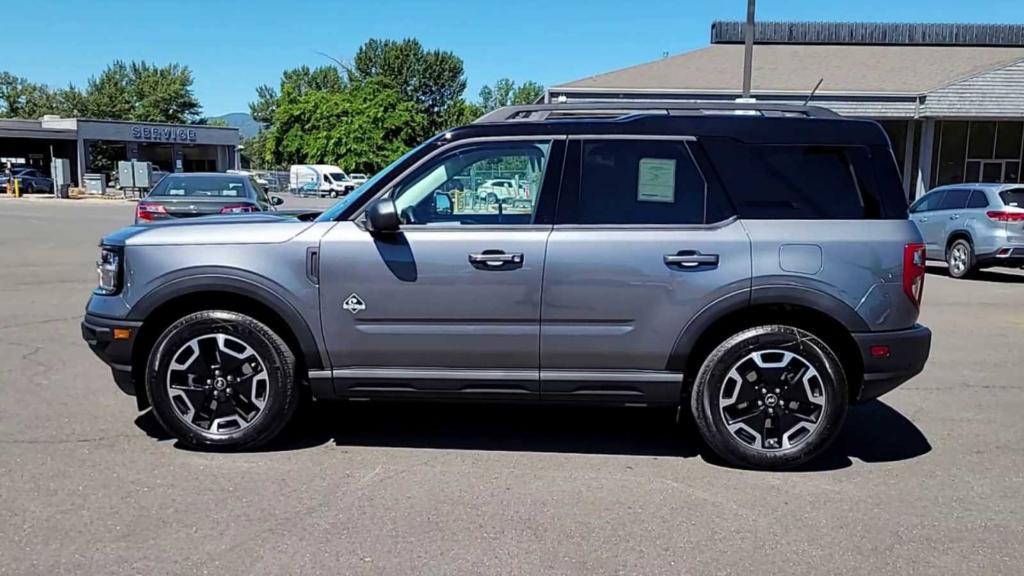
[852,324,931,403]
[81,314,142,396]
[977,246,1024,268]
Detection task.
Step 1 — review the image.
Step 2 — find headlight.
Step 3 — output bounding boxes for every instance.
[95,247,121,295]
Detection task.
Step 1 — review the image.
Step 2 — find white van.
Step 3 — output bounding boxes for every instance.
[289,165,355,198]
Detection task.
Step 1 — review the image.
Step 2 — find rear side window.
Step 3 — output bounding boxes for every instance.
[938,189,970,210]
[702,139,895,219]
[966,190,989,209]
[1000,188,1024,208]
[559,139,707,225]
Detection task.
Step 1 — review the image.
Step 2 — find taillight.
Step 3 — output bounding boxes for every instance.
[220,204,256,214]
[903,243,926,308]
[136,203,167,222]
[986,210,1024,222]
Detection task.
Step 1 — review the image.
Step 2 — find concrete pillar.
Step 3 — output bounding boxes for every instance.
[75,138,87,188]
[902,120,916,201]
[915,119,936,200]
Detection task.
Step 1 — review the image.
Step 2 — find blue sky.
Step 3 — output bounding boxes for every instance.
[3,0,1023,116]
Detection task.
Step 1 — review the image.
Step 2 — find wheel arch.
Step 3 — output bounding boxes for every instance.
[128,276,324,400]
[669,287,865,402]
[945,230,974,256]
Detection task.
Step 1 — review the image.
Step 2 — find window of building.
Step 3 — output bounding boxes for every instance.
[968,122,996,159]
[704,141,885,220]
[995,122,1023,160]
[936,121,968,186]
[565,139,707,225]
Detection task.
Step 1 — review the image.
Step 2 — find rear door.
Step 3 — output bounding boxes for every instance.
[539,136,751,404]
[936,188,971,255]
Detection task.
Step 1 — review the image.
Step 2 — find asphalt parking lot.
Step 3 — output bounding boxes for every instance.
[1,196,1022,575]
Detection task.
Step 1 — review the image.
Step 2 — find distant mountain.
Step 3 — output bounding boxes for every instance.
[209,112,261,139]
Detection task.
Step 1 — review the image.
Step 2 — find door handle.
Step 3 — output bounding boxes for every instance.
[950,214,960,220]
[664,251,719,268]
[469,250,523,268]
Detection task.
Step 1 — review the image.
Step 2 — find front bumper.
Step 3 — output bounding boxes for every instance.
[81,314,142,396]
[852,324,932,403]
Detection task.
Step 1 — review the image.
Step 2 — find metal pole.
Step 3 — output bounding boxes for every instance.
[742,0,756,98]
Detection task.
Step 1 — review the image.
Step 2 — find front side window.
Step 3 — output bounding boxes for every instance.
[392,141,551,226]
[559,139,707,225]
[911,191,944,213]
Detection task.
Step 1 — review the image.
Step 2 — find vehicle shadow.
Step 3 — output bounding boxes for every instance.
[135,398,931,470]
[926,264,1024,283]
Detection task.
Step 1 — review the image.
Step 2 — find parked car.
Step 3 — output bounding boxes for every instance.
[349,173,369,186]
[910,183,1024,278]
[227,169,270,188]
[475,178,529,204]
[289,164,355,198]
[134,172,283,224]
[0,167,53,194]
[82,102,931,470]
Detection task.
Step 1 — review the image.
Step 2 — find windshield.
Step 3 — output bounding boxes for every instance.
[350,174,366,179]
[328,172,348,182]
[316,138,438,222]
[1000,188,1024,208]
[148,175,249,198]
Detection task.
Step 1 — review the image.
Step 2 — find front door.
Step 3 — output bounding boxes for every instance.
[318,138,563,398]
[540,137,751,404]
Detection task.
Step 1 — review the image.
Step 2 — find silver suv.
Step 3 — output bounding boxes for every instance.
[82,102,932,470]
[910,184,1024,278]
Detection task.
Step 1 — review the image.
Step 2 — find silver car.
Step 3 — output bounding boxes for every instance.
[910,184,1024,278]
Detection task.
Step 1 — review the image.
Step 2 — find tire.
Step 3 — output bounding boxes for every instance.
[947,238,975,279]
[486,192,498,205]
[330,190,338,198]
[690,325,848,470]
[145,310,299,450]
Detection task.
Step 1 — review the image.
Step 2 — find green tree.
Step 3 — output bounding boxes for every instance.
[478,78,545,112]
[81,60,202,123]
[351,38,466,133]
[0,72,82,118]
[266,77,426,172]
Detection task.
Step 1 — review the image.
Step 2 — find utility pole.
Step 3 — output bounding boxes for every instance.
[741,0,756,98]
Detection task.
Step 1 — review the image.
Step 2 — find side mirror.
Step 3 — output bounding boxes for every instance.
[270,195,284,206]
[365,198,401,233]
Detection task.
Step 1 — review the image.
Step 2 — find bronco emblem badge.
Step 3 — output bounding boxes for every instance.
[342,293,366,314]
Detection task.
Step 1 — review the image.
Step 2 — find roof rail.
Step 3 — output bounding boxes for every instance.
[473,101,840,123]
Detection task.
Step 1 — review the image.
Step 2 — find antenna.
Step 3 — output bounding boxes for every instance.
[802,78,824,106]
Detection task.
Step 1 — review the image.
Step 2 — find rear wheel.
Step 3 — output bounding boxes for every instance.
[145,310,299,450]
[947,239,975,278]
[691,325,848,470]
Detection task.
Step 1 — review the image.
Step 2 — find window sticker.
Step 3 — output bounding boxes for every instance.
[637,158,676,203]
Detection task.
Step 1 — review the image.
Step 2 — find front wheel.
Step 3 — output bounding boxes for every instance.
[145,310,299,450]
[947,239,975,278]
[690,325,848,470]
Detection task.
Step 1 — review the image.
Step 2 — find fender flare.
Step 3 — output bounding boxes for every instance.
[128,270,324,370]
[667,283,868,372]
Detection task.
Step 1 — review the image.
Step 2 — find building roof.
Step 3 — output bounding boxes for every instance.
[554,43,1024,96]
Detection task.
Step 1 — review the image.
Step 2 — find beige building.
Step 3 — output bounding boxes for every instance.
[549,22,1024,200]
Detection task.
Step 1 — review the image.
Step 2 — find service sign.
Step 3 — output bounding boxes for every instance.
[130,125,198,143]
